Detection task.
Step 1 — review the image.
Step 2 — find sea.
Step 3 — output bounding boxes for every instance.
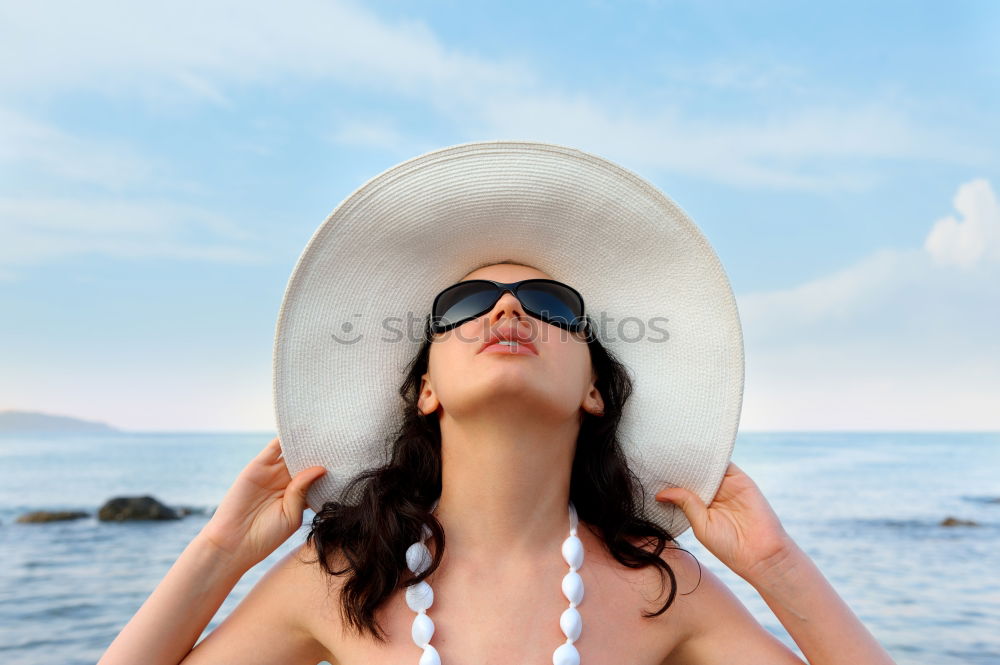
[0,431,997,665]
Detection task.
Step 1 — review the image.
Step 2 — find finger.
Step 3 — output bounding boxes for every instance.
[258,437,286,464]
[284,466,327,517]
[241,438,281,475]
[655,486,709,531]
[254,437,280,460]
[724,461,757,485]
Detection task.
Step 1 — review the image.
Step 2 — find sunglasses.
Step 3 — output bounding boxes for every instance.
[429,279,589,335]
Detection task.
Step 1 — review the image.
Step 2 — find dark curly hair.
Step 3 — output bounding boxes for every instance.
[302,270,700,643]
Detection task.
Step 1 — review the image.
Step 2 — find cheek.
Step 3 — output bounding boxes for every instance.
[543,341,593,390]
[426,339,471,394]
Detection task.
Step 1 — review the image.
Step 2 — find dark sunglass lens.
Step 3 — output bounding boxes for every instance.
[517,282,584,327]
[433,281,498,329]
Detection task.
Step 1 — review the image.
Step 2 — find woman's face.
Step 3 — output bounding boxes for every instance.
[418,263,604,423]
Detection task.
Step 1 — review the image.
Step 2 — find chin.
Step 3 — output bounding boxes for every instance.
[461,376,546,404]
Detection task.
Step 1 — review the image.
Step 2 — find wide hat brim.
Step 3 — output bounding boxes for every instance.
[273,140,744,539]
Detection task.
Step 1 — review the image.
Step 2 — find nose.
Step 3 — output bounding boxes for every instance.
[488,290,526,325]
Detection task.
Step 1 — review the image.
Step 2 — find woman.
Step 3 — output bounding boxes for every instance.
[99,261,897,665]
[99,141,897,664]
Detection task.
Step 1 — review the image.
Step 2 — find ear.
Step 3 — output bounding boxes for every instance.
[417,372,440,416]
[581,380,605,417]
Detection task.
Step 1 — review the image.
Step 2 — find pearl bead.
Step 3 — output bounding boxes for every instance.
[560,606,582,641]
[561,570,584,606]
[405,580,434,612]
[418,643,441,665]
[411,611,435,645]
[406,541,433,575]
[553,641,581,665]
[562,534,584,570]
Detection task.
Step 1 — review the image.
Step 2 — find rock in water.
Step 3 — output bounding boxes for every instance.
[16,510,90,523]
[940,516,979,527]
[98,496,181,521]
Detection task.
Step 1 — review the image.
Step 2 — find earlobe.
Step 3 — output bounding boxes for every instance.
[417,396,440,417]
[417,374,439,417]
[583,386,605,417]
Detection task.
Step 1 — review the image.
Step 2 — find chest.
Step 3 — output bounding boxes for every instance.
[315,555,685,665]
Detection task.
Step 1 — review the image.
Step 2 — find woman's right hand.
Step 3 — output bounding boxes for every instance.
[198,437,327,570]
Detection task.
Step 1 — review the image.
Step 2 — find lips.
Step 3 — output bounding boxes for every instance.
[478,325,538,355]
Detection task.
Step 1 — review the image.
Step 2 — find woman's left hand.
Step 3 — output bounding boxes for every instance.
[655,461,797,583]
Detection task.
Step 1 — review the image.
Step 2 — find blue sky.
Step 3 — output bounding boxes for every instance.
[1,0,998,431]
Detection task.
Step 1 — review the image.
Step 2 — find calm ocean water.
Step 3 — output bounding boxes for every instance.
[0,431,997,664]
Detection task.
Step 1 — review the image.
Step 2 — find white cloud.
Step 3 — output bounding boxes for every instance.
[0,0,532,105]
[738,178,1000,430]
[0,109,261,271]
[0,197,264,266]
[0,1,986,192]
[470,93,944,191]
[657,58,808,93]
[924,178,1000,269]
[326,118,410,152]
[0,107,155,190]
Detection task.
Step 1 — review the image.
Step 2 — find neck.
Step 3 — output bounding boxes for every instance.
[431,408,579,573]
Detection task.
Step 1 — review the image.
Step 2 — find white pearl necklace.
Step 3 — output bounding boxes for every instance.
[404,500,585,665]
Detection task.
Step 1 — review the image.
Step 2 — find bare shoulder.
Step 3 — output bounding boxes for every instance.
[618,534,707,657]
[646,541,732,634]
[290,538,351,655]
[181,538,343,665]
[643,541,804,665]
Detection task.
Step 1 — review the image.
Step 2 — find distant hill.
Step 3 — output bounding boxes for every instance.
[0,410,120,434]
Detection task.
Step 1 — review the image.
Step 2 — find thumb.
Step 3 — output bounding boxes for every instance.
[655,486,708,531]
[284,466,327,516]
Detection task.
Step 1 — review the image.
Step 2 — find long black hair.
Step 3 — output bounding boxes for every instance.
[302,280,699,642]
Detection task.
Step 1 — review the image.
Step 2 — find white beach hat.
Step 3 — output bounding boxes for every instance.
[272,140,744,538]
